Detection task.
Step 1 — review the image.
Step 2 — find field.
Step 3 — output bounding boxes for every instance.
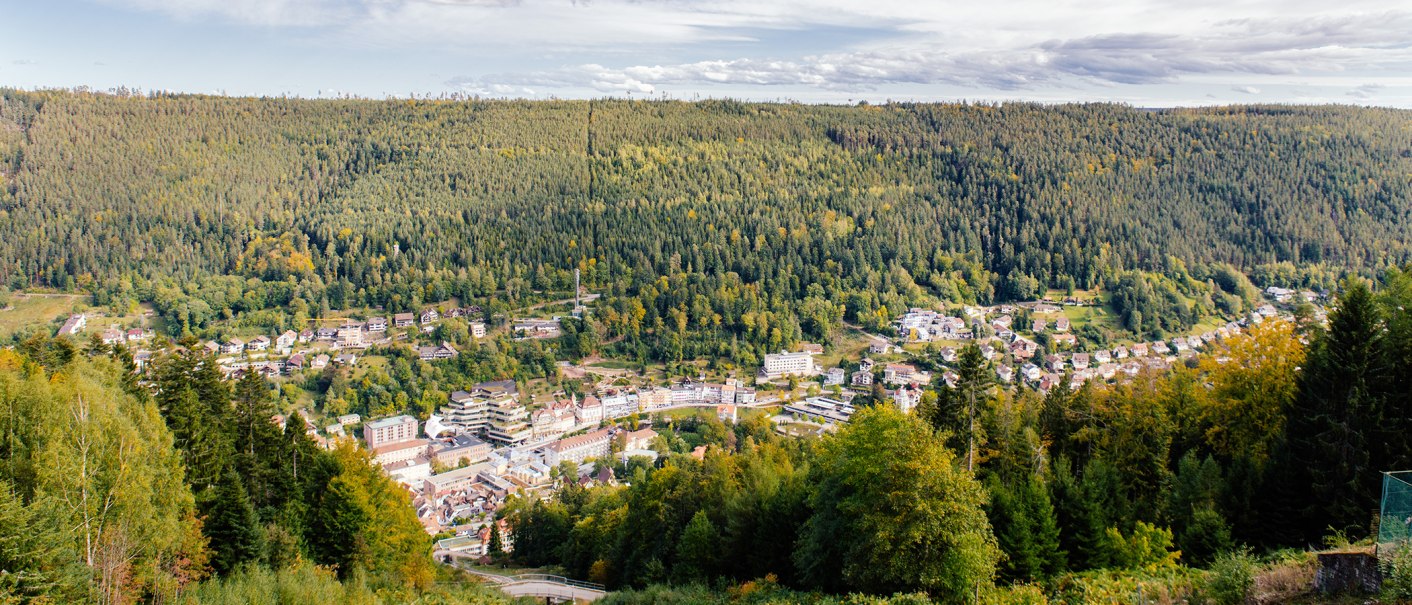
[0,293,86,340]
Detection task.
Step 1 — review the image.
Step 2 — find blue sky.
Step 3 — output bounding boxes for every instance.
[3,0,1411,106]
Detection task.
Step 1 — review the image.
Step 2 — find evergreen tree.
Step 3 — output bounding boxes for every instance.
[201,467,265,575]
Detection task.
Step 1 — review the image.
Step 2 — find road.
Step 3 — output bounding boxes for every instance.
[448,559,606,602]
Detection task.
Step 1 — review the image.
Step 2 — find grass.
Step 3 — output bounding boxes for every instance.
[0,293,86,340]
[590,359,638,370]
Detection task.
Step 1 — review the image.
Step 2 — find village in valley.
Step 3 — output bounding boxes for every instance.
[10,280,1328,562]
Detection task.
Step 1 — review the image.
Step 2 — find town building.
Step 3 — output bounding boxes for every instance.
[761,350,819,379]
[365,415,419,450]
[541,428,613,466]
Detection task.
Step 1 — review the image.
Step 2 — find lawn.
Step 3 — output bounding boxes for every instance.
[0,293,86,340]
[590,359,639,370]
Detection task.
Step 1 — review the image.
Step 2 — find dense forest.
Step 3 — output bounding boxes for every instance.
[0,336,510,604]
[2,90,1409,359]
[502,271,1412,603]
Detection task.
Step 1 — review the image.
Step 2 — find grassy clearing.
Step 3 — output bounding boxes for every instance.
[0,293,86,340]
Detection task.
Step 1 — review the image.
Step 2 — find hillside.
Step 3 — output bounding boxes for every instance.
[2,92,1409,297]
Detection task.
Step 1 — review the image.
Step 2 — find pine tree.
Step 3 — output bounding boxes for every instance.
[201,467,264,575]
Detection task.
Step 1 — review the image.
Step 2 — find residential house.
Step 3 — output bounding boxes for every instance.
[419,342,458,361]
[1032,319,1047,333]
[1072,353,1090,371]
[996,364,1015,383]
[824,367,846,386]
[311,354,330,369]
[276,330,297,350]
[287,353,306,371]
[366,317,388,332]
[576,395,604,426]
[394,313,416,328]
[248,336,271,352]
[420,309,441,324]
[315,327,337,341]
[101,329,124,345]
[298,329,314,343]
[337,325,363,348]
[1051,333,1077,347]
[222,338,245,355]
[1055,317,1071,332]
[57,314,87,336]
[470,322,487,339]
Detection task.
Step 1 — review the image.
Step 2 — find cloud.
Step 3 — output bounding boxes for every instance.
[1346,83,1385,99]
[450,11,1412,95]
[1232,86,1261,94]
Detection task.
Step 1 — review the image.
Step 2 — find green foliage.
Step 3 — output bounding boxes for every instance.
[987,477,1065,582]
[1198,549,1257,605]
[1383,542,1412,601]
[797,406,1000,601]
[1101,522,1181,571]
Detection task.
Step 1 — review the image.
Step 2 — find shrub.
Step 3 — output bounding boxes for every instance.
[1201,549,1257,605]
[1383,542,1412,601]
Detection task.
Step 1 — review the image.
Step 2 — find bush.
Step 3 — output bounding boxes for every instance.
[1384,543,1412,601]
[1201,549,1257,605]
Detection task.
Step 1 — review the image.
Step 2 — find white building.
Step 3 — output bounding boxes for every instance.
[761,351,819,379]
[365,415,419,450]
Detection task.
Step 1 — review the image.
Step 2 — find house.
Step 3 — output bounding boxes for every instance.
[623,428,658,451]
[1045,354,1065,373]
[892,385,923,414]
[797,342,825,355]
[334,353,357,366]
[1021,363,1043,382]
[366,317,388,332]
[851,369,874,387]
[1055,317,1071,332]
[1032,319,1047,333]
[418,342,458,361]
[940,347,958,363]
[125,328,150,342]
[1051,333,1077,348]
[576,395,604,426]
[57,314,87,336]
[336,326,363,348]
[717,404,738,424]
[276,330,297,350]
[394,313,416,328]
[883,363,918,385]
[470,322,487,339]
[315,327,337,341]
[311,354,330,369]
[420,309,441,324]
[1151,341,1171,355]
[1033,303,1061,314]
[202,341,220,355]
[869,341,893,354]
[1093,350,1112,365]
[1111,345,1129,360]
[1129,343,1149,357]
[287,353,306,371]
[824,367,846,386]
[222,338,245,355]
[248,336,271,352]
[101,329,124,345]
[996,364,1015,383]
[298,329,314,343]
[1072,353,1090,371]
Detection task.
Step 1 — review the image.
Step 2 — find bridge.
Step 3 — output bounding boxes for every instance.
[459,565,607,603]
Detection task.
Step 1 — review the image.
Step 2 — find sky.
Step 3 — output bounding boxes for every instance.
[3,0,1412,106]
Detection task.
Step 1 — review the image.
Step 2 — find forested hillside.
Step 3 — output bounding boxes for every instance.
[0,338,510,604]
[1,90,1410,354]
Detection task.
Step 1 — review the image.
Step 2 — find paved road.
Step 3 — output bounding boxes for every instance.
[454,563,606,602]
